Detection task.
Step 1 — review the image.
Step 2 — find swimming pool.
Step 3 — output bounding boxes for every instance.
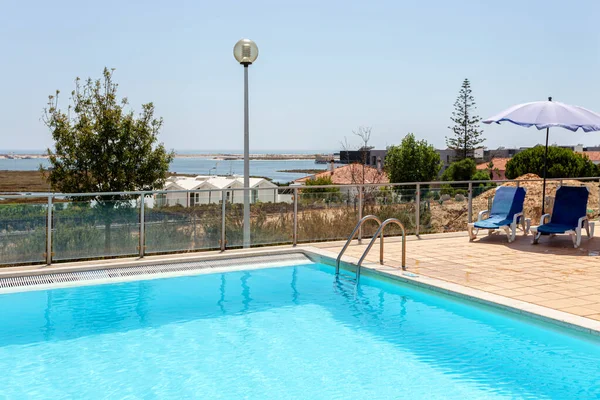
[0,257,599,399]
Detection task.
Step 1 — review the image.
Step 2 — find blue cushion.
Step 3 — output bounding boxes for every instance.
[537,223,575,235]
[474,217,512,229]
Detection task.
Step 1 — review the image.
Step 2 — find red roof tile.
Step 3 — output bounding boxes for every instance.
[477,157,509,171]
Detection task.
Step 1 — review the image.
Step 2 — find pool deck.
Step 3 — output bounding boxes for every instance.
[312,231,600,323]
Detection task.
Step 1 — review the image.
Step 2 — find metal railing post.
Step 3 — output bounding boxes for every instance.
[293,187,298,246]
[139,193,145,258]
[46,195,53,265]
[415,183,421,236]
[358,185,363,243]
[221,190,227,251]
[467,182,473,224]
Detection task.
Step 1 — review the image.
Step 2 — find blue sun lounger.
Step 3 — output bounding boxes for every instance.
[531,186,594,248]
[467,186,528,242]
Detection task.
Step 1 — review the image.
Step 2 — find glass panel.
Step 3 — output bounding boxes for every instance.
[420,183,471,234]
[471,182,497,223]
[297,186,359,243]
[362,186,417,238]
[52,197,139,261]
[586,181,599,221]
[144,192,222,254]
[250,188,293,246]
[225,188,293,248]
[0,199,47,265]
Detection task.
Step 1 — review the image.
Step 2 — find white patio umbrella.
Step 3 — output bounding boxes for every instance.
[483,97,600,214]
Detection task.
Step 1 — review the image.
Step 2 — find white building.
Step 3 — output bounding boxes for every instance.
[155,175,285,207]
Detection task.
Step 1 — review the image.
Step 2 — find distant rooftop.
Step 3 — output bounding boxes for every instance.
[294,164,388,185]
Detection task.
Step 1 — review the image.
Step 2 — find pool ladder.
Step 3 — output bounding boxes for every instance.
[335,215,407,283]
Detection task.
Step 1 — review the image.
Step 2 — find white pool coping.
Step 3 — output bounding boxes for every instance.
[0,244,599,336]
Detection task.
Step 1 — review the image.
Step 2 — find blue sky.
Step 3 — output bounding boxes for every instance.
[1,0,599,152]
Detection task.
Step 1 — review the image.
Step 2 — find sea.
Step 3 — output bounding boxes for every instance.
[0,150,337,183]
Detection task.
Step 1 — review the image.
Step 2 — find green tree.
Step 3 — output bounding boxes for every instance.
[302,176,340,193]
[43,68,174,252]
[446,78,484,160]
[385,133,441,183]
[471,170,491,181]
[505,146,599,179]
[301,176,342,203]
[441,158,477,182]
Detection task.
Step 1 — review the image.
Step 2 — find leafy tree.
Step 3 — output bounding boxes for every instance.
[301,176,342,203]
[505,146,599,179]
[441,158,477,182]
[471,170,491,181]
[302,176,340,193]
[43,68,174,252]
[446,78,484,160]
[385,133,441,183]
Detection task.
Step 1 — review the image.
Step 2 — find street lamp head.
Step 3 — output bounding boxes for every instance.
[233,39,259,65]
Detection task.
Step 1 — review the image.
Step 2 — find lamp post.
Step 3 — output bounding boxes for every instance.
[233,38,259,248]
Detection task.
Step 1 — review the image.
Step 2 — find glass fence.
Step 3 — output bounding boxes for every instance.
[0,177,598,266]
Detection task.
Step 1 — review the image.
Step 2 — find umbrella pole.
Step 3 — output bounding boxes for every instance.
[542,127,549,215]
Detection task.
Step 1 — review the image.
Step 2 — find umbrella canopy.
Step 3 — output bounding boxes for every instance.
[483,97,600,214]
[483,98,600,132]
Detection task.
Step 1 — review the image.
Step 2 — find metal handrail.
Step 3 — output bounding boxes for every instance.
[335,215,382,275]
[356,218,406,282]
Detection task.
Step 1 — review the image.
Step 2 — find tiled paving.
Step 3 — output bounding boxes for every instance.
[313,231,600,321]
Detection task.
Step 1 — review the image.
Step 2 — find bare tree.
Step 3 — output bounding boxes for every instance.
[337,127,386,210]
[339,136,354,165]
[353,126,373,185]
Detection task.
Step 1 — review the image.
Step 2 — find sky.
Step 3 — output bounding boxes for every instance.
[1,0,600,153]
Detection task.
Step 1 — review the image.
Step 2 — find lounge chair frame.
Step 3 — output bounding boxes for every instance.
[531,214,595,248]
[468,210,529,243]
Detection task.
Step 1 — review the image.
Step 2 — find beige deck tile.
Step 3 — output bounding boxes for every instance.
[511,294,548,303]
[514,286,556,296]
[580,303,600,313]
[532,291,573,300]
[493,289,529,297]
[556,306,600,317]
[537,298,596,309]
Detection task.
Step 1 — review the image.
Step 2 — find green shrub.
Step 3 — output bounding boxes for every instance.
[442,159,477,182]
[505,146,599,179]
[385,133,441,183]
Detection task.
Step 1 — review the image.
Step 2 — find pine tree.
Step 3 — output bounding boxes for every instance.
[446,79,484,160]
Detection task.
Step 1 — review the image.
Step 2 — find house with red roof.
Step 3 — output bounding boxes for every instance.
[476,157,509,181]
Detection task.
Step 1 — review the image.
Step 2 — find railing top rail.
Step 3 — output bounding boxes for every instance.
[1,176,599,199]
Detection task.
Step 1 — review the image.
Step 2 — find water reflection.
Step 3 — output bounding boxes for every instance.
[218,274,226,314]
[291,267,299,305]
[241,272,251,312]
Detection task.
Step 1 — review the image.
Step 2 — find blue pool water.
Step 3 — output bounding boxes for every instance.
[0,262,599,399]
